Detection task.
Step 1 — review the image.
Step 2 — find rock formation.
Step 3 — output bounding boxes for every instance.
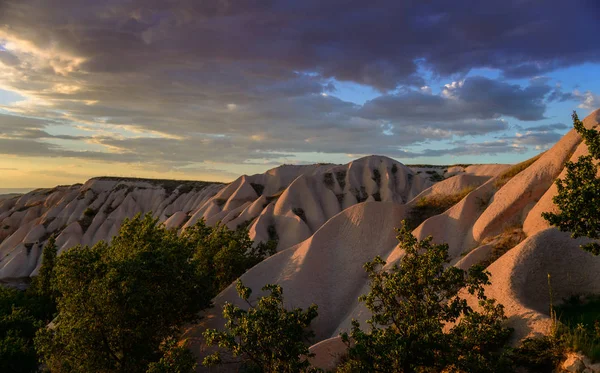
[2,109,599,371]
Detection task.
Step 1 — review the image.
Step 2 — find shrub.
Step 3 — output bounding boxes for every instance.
[79,208,97,232]
[429,172,444,182]
[372,169,381,187]
[351,186,368,203]
[510,336,566,372]
[250,183,265,196]
[323,173,335,189]
[339,222,513,372]
[83,207,95,218]
[292,207,307,223]
[335,171,347,189]
[203,281,321,373]
[213,198,227,207]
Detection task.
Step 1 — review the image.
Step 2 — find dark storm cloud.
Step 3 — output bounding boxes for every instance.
[360,76,550,122]
[0,0,595,168]
[1,0,599,90]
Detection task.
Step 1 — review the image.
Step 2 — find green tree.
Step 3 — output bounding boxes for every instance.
[185,221,276,295]
[203,281,321,373]
[35,214,275,373]
[0,236,61,373]
[338,222,512,373]
[543,111,600,255]
[30,234,58,300]
[0,290,42,373]
[35,214,210,373]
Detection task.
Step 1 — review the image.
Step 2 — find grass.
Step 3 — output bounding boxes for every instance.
[405,186,475,230]
[494,153,543,189]
[554,295,600,362]
[479,225,526,267]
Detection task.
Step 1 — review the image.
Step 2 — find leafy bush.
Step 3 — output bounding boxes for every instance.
[323,173,335,188]
[335,171,347,189]
[372,169,381,187]
[429,172,444,182]
[405,186,475,230]
[351,186,368,203]
[203,281,321,373]
[83,207,96,218]
[543,112,600,255]
[339,222,513,372]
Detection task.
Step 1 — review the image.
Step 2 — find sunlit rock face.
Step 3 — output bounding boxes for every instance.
[0,155,436,280]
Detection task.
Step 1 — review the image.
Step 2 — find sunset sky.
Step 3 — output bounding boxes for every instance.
[1,1,599,192]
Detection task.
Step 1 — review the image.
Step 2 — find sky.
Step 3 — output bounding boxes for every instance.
[0,1,599,191]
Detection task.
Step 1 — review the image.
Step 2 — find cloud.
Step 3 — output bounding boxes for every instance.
[574,90,600,110]
[0,1,596,171]
[1,1,599,90]
[360,76,550,122]
[419,140,527,158]
[520,123,569,132]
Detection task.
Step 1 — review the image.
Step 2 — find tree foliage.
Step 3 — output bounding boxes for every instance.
[0,236,59,373]
[543,111,600,255]
[35,213,274,373]
[338,222,513,372]
[203,280,321,373]
[146,338,197,373]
